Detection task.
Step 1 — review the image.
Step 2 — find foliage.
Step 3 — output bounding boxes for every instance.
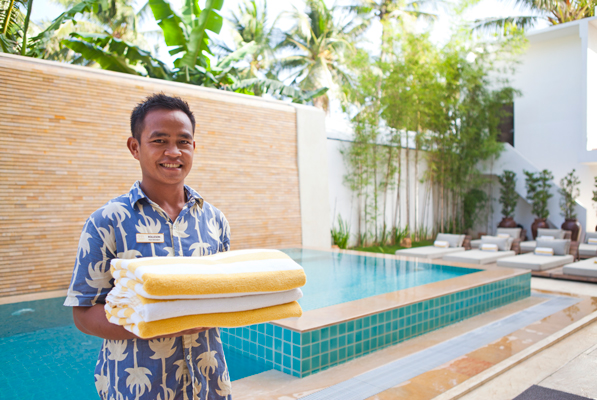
[218,0,279,81]
[524,169,554,219]
[276,0,357,110]
[592,177,597,215]
[331,215,351,249]
[497,170,518,218]
[558,169,580,219]
[463,188,488,230]
[0,0,29,54]
[352,239,434,254]
[474,0,597,33]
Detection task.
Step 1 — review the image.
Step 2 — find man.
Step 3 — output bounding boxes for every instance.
[64,93,232,399]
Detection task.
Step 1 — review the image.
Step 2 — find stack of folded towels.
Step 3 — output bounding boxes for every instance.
[105,249,306,339]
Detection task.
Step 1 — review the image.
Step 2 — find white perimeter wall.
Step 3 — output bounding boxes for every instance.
[510,23,597,235]
[327,139,434,247]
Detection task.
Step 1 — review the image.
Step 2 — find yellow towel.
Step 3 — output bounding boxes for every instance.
[535,247,554,256]
[110,249,307,297]
[106,301,302,339]
[434,240,450,248]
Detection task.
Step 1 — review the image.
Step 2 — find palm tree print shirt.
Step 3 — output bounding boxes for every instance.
[64,181,233,400]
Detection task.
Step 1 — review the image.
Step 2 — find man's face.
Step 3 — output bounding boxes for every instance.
[127,109,195,188]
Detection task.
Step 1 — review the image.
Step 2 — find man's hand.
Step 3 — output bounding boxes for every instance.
[73,305,211,340]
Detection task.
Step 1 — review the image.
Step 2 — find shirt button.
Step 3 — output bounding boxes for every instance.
[187,354,191,361]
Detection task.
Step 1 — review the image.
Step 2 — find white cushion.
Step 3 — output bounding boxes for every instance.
[520,241,537,252]
[579,244,597,257]
[434,240,450,248]
[537,228,565,239]
[534,247,554,256]
[496,227,522,239]
[396,246,465,259]
[436,233,466,248]
[497,254,574,271]
[481,235,512,251]
[481,243,498,252]
[444,250,516,265]
[563,258,597,277]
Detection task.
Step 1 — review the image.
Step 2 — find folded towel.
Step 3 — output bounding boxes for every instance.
[497,233,510,239]
[588,238,597,244]
[535,247,554,256]
[106,288,303,323]
[434,240,450,248]
[480,243,498,252]
[107,301,303,339]
[110,249,306,297]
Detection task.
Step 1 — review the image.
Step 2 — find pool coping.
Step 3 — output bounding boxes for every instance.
[270,248,529,332]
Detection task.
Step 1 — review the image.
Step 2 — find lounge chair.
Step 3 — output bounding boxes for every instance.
[498,238,574,271]
[562,257,597,278]
[470,228,524,253]
[578,232,597,260]
[444,236,515,265]
[519,228,571,254]
[395,233,466,259]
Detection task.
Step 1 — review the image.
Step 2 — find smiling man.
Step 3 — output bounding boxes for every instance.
[64,94,232,399]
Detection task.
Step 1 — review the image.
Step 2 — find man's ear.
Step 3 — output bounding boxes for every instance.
[127,136,140,160]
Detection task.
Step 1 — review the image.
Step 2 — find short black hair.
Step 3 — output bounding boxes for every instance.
[130,93,196,141]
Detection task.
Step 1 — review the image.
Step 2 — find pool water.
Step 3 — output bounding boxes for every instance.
[0,250,481,399]
[285,249,480,311]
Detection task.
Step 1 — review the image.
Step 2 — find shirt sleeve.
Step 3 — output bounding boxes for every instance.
[64,213,117,307]
[219,211,231,252]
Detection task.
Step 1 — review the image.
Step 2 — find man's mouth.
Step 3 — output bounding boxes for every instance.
[161,163,182,168]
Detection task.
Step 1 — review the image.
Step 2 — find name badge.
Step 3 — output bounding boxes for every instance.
[136,233,164,243]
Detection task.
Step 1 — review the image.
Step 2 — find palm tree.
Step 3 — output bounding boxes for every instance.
[125,340,152,399]
[275,0,358,111]
[149,338,176,400]
[218,0,279,80]
[474,0,596,32]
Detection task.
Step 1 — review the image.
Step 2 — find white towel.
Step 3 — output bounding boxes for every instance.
[497,233,510,239]
[535,247,554,256]
[106,288,303,323]
[480,243,498,252]
[588,238,597,244]
[434,240,450,248]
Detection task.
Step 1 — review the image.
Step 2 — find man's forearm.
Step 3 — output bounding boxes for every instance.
[73,304,137,340]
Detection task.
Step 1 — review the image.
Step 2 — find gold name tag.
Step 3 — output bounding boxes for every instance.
[136,233,164,243]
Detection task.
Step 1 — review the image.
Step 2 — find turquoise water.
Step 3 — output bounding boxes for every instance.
[0,249,479,398]
[283,249,480,311]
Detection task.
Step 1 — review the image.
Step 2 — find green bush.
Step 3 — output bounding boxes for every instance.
[331,215,350,249]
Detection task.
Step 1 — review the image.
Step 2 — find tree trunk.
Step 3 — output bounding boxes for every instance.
[405,138,410,233]
[382,146,393,245]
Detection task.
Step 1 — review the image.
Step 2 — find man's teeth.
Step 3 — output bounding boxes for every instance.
[162,163,181,168]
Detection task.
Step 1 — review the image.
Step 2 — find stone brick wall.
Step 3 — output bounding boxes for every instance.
[0,54,302,297]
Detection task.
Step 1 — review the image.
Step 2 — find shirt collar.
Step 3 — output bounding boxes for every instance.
[128,181,204,209]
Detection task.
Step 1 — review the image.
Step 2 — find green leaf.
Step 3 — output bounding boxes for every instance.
[30,0,107,43]
[177,0,223,69]
[148,0,186,48]
[61,38,140,75]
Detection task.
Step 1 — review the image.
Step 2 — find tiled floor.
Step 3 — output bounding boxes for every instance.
[232,278,597,400]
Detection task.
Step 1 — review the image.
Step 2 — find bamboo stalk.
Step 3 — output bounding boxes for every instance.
[2,0,16,35]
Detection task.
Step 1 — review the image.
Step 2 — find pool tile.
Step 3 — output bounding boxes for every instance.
[274,325,282,339]
[311,342,320,356]
[312,356,320,369]
[302,346,311,358]
[330,350,338,363]
[321,352,329,366]
[283,355,291,369]
[330,338,338,350]
[284,342,291,355]
[321,327,329,340]
[274,339,282,352]
[339,323,346,335]
[311,330,320,343]
[284,328,291,343]
[355,319,362,330]
[302,331,311,345]
[339,335,346,347]
[347,333,354,345]
[274,351,281,364]
[347,320,354,332]
[302,359,310,372]
[293,345,300,358]
[266,324,273,336]
[321,340,329,353]
[330,325,338,337]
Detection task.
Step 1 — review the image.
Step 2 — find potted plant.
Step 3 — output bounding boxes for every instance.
[559,169,581,240]
[524,169,553,239]
[497,170,518,228]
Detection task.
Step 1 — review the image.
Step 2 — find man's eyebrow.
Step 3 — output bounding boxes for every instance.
[178,132,193,140]
[148,131,170,138]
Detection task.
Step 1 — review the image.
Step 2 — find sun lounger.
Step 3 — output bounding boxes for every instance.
[443,249,516,265]
[396,246,465,259]
[578,232,597,260]
[471,228,522,249]
[497,253,574,271]
[519,228,569,254]
[498,238,573,271]
[562,257,597,278]
[396,233,466,259]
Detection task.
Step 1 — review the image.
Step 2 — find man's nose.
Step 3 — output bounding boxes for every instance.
[164,144,182,156]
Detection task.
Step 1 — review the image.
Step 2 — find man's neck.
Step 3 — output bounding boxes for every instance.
[139,180,187,221]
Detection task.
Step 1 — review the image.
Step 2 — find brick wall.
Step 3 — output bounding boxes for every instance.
[0,54,302,298]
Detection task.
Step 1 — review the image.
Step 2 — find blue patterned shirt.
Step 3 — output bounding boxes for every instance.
[64,181,232,400]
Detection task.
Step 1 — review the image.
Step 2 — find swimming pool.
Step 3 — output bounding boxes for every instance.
[0,249,530,398]
[220,249,530,378]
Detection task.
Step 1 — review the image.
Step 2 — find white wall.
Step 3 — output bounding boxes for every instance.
[327,138,434,247]
[295,105,332,248]
[512,21,597,235]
